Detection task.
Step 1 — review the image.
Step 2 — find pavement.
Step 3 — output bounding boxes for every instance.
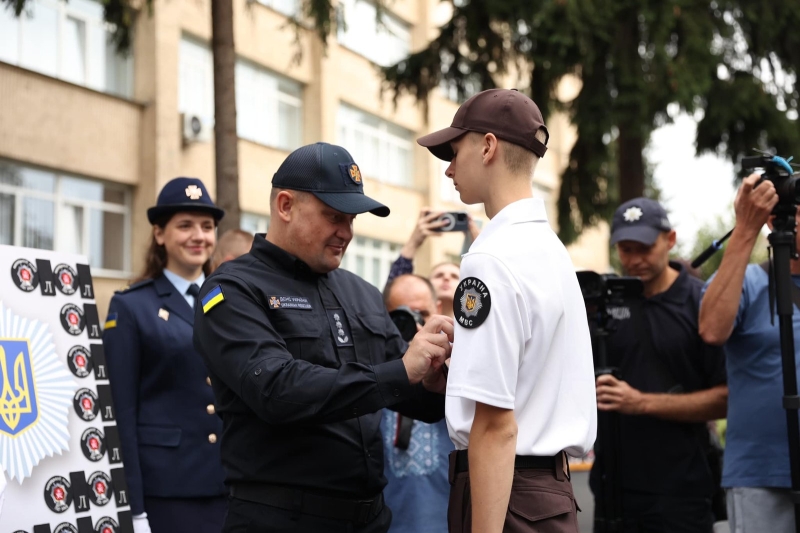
[572,470,594,532]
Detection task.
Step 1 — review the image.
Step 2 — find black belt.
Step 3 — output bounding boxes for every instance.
[230,483,384,525]
[454,449,563,474]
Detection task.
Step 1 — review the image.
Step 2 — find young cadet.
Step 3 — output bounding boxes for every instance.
[417,88,597,533]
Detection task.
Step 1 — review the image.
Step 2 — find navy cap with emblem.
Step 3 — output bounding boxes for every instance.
[610,197,672,246]
[147,177,225,224]
[272,142,390,217]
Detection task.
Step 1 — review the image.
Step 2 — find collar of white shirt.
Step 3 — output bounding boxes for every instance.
[470,198,548,250]
[163,269,206,308]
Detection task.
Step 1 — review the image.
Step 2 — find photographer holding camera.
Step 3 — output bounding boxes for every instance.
[699,173,797,532]
[592,198,728,532]
[381,274,454,533]
[386,208,479,318]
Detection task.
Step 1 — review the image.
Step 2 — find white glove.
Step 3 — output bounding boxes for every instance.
[132,513,153,533]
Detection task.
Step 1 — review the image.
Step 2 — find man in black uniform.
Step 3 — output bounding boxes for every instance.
[193,142,453,533]
[591,198,727,532]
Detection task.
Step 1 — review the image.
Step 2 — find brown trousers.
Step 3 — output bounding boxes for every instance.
[447,451,580,533]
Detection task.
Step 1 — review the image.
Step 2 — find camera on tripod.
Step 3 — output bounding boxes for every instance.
[741,153,800,210]
[389,305,425,342]
[576,271,643,317]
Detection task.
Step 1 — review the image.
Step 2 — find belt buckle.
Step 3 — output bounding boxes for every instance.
[354,499,373,524]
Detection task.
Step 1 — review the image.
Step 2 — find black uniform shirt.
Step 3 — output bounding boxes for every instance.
[193,235,444,498]
[590,262,726,497]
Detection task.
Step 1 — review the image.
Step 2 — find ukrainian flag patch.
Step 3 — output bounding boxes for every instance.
[104,312,118,330]
[202,285,225,314]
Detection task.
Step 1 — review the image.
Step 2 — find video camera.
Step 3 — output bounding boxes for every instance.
[389,305,425,342]
[576,271,643,317]
[741,154,800,210]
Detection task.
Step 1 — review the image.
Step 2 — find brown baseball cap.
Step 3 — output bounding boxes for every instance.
[417,88,549,161]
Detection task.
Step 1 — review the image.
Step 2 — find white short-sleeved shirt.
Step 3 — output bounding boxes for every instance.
[445,198,597,457]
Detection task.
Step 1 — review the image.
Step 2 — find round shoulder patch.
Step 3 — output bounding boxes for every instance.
[453,277,492,329]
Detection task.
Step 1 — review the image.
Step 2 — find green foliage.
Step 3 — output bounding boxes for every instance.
[683,212,769,280]
[305,0,800,244]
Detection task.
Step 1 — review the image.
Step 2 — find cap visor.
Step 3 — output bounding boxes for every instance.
[147,204,225,224]
[610,226,661,246]
[314,191,390,217]
[417,127,467,161]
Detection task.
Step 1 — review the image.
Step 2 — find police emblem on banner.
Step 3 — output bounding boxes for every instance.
[67,345,93,378]
[88,471,113,506]
[94,517,119,533]
[11,259,38,293]
[44,475,72,513]
[81,427,105,462]
[453,277,492,329]
[60,304,85,336]
[53,264,79,295]
[53,523,78,533]
[73,388,99,421]
[0,302,76,481]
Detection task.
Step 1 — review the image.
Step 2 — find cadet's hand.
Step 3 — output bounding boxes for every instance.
[402,315,454,385]
[132,513,153,533]
[734,173,778,238]
[596,374,645,415]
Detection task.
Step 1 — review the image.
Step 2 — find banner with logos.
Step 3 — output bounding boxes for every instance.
[0,245,132,533]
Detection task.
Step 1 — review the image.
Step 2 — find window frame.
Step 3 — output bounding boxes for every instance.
[0,162,133,278]
[339,235,400,289]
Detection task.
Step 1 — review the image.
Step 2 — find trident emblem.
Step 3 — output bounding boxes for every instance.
[0,345,32,431]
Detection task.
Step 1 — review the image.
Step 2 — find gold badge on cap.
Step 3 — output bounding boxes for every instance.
[348,164,362,184]
[158,308,170,321]
[185,185,203,200]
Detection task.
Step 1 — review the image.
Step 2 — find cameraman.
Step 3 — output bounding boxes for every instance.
[592,198,728,532]
[382,274,454,533]
[699,174,796,532]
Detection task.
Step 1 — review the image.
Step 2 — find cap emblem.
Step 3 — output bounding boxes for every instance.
[348,164,362,184]
[185,185,203,200]
[623,207,643,223]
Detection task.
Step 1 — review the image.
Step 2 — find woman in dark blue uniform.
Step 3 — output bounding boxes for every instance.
[102,177,227,533]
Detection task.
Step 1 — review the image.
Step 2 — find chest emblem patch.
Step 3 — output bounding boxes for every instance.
[454,277,491,329]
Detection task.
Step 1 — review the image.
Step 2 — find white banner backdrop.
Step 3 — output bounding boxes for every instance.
[0,245,132,533]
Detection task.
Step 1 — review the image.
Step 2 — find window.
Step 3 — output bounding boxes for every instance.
[0,161,131,275]
[237,60,303,151]
[240,213,269,234]
[337,0,409,67]
[0,0,133,97]
[337,104,413,186]
[178,37,304,151]
[256,0,300,18]
[340,236,400,288]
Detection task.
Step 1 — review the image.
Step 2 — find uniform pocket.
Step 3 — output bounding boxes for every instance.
[354,313,388,365]
[137,425,182,447]
[269,313,329,366]
[508,488,574,521]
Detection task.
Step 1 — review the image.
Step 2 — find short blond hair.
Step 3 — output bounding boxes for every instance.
[467,129,547,177]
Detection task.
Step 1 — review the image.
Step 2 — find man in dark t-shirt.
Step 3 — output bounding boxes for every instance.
[590,198,728,533]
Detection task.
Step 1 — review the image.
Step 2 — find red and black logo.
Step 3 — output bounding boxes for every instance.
[73,388,99,421]
[80,427,106,462]
[94,517,119,533]
[67,345,93,378]
[53,523,78,533]
[87,471,114,506]
[54,263,79,295]
[44,476,72,513]
[11,258,38,292]
[60,304,85,336]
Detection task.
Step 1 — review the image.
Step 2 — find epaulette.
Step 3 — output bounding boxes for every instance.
[116,278,154,294]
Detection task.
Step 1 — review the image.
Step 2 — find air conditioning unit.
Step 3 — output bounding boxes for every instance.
[182,114,213,144]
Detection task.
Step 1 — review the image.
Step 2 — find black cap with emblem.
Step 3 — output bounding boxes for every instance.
[147,177,225,224]
[610,197,672,246]
[272,142,390,217]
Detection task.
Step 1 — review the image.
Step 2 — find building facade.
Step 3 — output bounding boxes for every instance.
[0,0,609,319]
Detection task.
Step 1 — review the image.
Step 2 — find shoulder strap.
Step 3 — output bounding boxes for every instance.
[759,260,800,311]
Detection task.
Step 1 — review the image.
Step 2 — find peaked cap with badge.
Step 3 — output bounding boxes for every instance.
[610,197,672,246]
[272,142,390,217]
[417,88,549,162]
[147,177,225,224]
